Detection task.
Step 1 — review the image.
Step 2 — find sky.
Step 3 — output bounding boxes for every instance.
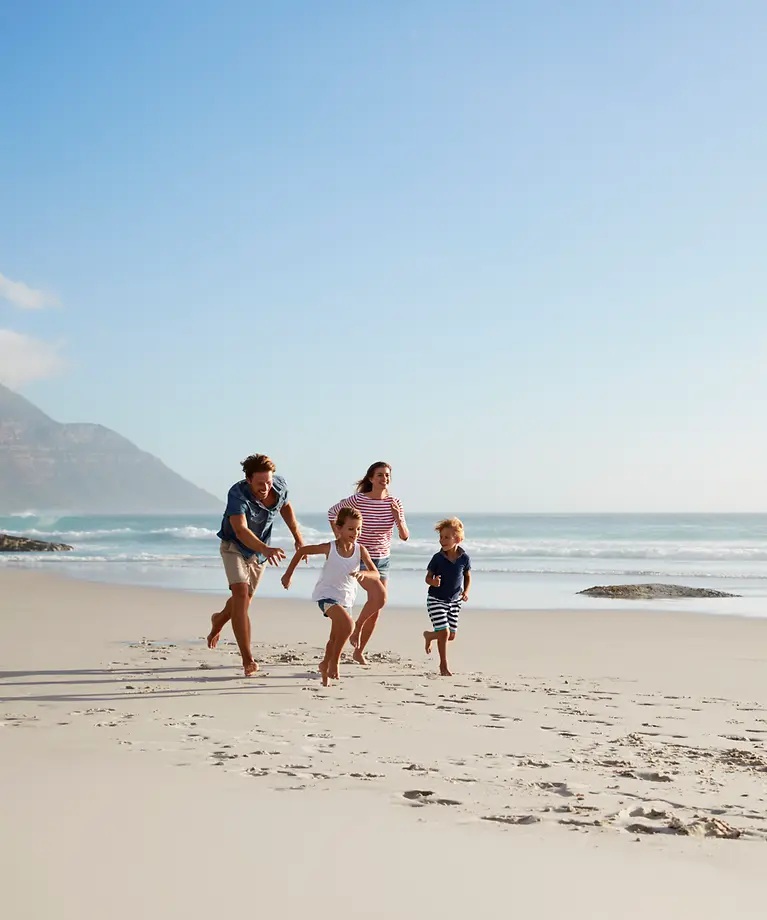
[1,0,766,513]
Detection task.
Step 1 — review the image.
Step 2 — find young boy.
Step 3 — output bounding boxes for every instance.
[423,517,471,676]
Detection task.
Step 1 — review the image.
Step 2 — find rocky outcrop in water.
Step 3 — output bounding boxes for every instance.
[0,383,221,513]
[0,533,73,552]
[578,583,739,599]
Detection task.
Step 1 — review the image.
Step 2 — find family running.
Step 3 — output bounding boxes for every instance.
[206,454,472,684]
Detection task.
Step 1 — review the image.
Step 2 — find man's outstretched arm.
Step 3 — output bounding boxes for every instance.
[279,501,304,551]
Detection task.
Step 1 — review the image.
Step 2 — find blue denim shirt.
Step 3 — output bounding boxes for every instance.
[217,476,288,562]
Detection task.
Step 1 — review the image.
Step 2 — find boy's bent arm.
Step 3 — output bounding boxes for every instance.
[462,570,471,600]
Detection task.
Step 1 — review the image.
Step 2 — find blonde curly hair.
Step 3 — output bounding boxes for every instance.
[435,517,464,541]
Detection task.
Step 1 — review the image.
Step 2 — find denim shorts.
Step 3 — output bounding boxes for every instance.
[317,598,351,617]
[361,555,390,582]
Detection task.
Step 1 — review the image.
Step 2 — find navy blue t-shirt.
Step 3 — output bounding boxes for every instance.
[427,548,471,602]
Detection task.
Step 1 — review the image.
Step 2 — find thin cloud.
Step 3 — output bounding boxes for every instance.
[0,271,60,309]
[0,329,66,387]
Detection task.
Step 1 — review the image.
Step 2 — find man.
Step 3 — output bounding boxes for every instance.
[207,453,303,675]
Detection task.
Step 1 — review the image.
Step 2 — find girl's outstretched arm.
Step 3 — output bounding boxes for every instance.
[282,542,330,590]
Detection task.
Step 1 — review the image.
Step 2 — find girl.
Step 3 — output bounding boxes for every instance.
[327,462,409,664]
[282,508,380,686]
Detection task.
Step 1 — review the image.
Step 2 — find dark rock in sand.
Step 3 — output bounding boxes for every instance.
[578,583,739,599]
[0,533,73,552]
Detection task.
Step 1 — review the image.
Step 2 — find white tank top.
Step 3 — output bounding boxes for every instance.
[311,540,361,608]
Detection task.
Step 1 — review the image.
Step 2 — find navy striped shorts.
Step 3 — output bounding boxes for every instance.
[427,597,462,632]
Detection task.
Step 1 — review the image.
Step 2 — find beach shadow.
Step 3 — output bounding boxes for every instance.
[0,666,202,680]
[0,660,381,704]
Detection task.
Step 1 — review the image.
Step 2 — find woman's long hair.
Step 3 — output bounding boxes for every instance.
[356,461,391,494]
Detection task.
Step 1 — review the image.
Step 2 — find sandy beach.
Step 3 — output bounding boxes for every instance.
[2,569,767,917]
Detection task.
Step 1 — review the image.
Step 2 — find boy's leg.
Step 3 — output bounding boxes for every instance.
[436,630,451,676]
[425,598,449,653]
[447,601,461,642]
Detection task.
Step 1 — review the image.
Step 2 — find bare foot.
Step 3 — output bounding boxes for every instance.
[439,665,452,677]
[352,649,368,666]
[318,660,329,687]
[243,660,259,677]
[329,666,340,680]
[349,631,359,649]
[423,630,433,654]
[207,614,223,649]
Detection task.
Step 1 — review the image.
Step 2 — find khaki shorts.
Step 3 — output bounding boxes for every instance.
[220,541,266,596]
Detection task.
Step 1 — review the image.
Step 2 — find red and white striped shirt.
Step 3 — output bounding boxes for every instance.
[327,493,406,559]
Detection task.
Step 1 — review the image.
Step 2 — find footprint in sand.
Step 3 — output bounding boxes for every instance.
[402,790,461,806]
[482,814,540,826]
[535,781,579,797]
[618,770,674,783]
[245,767,271,777]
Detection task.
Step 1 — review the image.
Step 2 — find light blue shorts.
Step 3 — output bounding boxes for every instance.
[317,598,351,617]
[361,555,391,582]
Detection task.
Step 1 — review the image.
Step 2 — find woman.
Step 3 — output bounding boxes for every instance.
[328,461,409,664]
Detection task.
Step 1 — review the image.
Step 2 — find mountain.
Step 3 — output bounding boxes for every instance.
[0,384,221,513]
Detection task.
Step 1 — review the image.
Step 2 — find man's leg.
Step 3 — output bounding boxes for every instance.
[209,542,242,649]
[207,597,233,648]
[209,545,265,665]
[229,582,257,675]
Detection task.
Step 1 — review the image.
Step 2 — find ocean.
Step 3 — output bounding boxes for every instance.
[3,512,767,617]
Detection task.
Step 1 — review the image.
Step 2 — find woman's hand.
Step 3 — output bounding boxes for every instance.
[391,499,409,540]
